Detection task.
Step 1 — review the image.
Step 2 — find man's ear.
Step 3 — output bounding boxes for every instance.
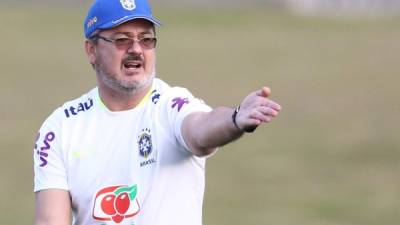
[85,40,96,65]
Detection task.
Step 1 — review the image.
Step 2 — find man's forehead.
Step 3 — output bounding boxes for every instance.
[111,31,154,37]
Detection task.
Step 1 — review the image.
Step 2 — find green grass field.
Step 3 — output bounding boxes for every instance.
[0,5,399,225]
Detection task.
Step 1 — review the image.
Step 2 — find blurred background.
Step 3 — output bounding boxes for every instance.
[0,0,399,224]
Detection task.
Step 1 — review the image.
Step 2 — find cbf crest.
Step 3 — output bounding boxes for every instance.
[138,128,152,158]
[138,128,156,167]
[120,0,136,10]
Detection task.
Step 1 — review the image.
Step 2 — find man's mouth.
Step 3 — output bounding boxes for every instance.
[123,60,143,69]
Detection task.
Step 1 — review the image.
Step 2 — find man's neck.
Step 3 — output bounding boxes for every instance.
[97,84,152,111]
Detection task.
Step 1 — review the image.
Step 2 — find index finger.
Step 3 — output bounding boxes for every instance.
[263,99,282,111]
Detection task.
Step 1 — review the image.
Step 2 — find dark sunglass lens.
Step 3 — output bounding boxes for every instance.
[140,38,156,49]
[115,38,133,47]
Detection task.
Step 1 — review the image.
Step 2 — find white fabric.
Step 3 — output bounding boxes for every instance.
[33,78,212,225]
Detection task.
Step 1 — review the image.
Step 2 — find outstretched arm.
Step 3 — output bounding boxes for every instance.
[182,87,281,157]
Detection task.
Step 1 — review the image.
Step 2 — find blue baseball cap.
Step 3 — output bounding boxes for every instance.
[84,0,161,39]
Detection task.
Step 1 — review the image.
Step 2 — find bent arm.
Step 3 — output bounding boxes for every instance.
[35,189,72,225]
[182,87,281,157]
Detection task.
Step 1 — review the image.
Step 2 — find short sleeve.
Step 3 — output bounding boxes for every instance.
[161,87,212,151]
[33,109,68,192]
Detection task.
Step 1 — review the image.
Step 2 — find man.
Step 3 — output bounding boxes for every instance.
[33,0,281,224]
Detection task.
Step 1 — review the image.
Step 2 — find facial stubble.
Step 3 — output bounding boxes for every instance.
[94,54,154,95]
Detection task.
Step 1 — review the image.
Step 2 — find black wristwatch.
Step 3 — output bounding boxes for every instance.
[231,106,258,133]
[231,106,241,131]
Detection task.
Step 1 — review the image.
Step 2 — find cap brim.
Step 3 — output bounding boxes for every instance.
[98,15,161,32]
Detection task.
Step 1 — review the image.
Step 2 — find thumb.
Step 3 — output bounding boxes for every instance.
[256,87,271,98]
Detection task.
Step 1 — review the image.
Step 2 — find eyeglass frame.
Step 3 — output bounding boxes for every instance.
[91,35,157,50]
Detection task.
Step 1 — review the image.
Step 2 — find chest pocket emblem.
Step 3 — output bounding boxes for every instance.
[138,128,156,167]
[138,128,152,158]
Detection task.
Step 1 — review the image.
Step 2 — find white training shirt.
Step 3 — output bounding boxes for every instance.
[33,78,212,225]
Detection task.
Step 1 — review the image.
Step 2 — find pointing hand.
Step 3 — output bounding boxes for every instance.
[234,87,281,132]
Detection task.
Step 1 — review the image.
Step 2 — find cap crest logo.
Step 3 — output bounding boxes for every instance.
[120,0,136,11]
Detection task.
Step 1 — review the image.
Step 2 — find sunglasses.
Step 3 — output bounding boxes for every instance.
[94,35,157,50]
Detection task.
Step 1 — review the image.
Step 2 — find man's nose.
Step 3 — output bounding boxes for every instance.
[127,40,143,54]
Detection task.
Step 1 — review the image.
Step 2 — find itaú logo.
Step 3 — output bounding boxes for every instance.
[92,185,140,223]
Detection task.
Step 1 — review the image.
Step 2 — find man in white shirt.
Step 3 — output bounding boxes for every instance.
[33,0,282,224]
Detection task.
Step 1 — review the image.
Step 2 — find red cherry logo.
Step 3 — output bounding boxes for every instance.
[101,194,116,216]
[115,192,130,215]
